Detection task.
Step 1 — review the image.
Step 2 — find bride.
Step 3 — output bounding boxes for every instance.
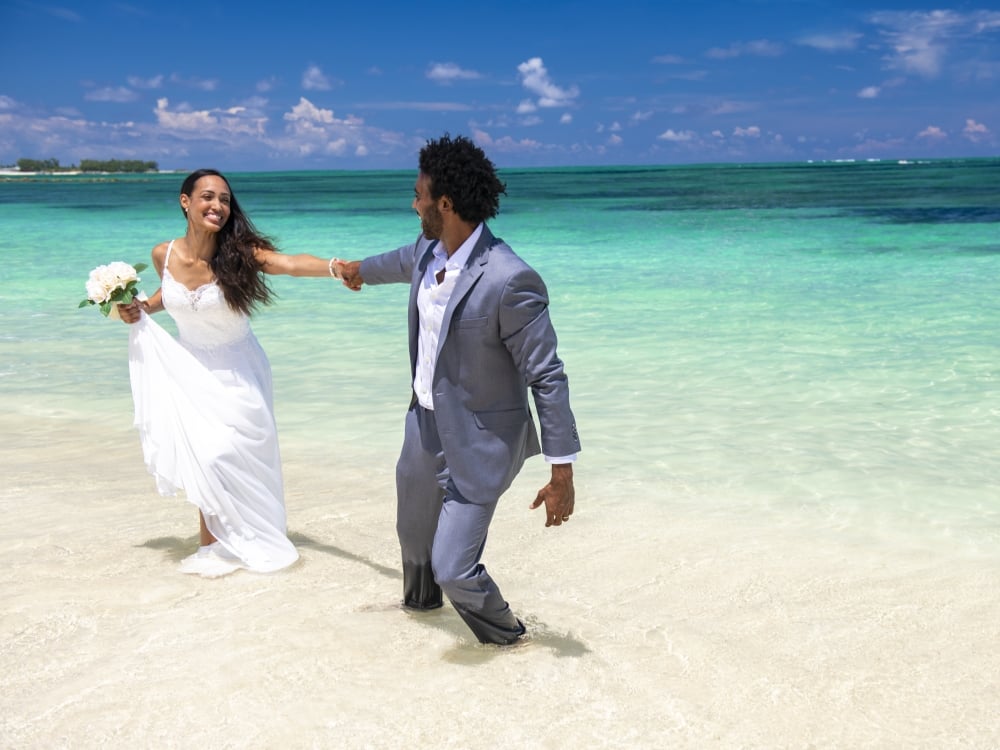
[118,168,344,577]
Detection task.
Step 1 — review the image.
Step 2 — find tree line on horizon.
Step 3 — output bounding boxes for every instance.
[14,158,158,173]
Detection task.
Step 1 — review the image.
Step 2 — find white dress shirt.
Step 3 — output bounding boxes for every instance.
[413,224,481,410]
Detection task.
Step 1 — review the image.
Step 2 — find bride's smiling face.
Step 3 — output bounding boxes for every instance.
[181,175,232,232]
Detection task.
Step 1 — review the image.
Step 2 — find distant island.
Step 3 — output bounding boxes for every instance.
[7,158,158,174]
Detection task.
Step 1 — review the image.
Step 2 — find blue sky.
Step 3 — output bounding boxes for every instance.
[1,1,998,170]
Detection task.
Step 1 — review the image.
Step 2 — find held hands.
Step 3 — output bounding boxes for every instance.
[335,260,364,291]
[530,463,575,527]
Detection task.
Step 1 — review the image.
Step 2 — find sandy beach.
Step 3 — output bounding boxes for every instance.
[3,413,998,749]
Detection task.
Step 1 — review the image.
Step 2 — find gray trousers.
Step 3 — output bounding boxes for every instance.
[395,404,525,645]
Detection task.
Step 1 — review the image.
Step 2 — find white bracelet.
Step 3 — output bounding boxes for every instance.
[328,257,341,279]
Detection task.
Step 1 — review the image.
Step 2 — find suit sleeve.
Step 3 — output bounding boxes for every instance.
[499,266,581,458]
[358,234,428,285]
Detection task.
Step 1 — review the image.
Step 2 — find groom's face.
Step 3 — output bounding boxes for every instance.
[413,173,444,240]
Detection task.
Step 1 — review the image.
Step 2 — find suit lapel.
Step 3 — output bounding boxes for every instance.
[436,226,493,361]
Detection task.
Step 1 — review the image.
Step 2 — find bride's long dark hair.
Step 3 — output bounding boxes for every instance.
[179,168,276,315]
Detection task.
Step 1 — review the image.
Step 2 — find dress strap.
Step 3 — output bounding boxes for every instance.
[163,239,175,272]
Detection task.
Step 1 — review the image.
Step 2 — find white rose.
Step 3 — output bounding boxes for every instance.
[98,264,119,290]
[99,264,128,299]
[85,277,106,302]
[107,261,138,285]
[86,265,112,302]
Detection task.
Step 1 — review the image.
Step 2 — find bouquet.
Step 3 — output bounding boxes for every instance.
[79,261,148,319]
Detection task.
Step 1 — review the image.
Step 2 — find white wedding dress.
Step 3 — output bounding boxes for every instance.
[127,240,299,576]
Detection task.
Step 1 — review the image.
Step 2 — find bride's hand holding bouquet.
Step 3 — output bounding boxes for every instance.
[79,261,147,321]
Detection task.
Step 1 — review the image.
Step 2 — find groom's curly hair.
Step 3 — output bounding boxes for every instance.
[419,134,507,225]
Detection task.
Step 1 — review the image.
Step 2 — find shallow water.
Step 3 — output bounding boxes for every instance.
[4,161,998,551]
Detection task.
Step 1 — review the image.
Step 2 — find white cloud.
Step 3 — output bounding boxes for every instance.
[858,86,881,99]
[358,101,472,112]
[869,10,1000,78]
[127,75,164,90]
[302,65,332,91]
[517,57,579,108]
[652,54,686,64]
[516,99,537,115]
[473,129,544,153]
[709,100,755,116]
[918,125,948,139]
[608,134,623,146]
[218,108,267,136]
[630,111,653,123]
[610,122,622,132]
[426,63,481,84]
[153,98,268,137]
[256,77,278,93]
[872,11,955,76]
[796,32,863,52]
[962,118,990,141]
[284,97,337,125]
[169,74,217,92]
[733,125,761,138]
[746,40,784,56]
[658,129,696,142]
[240,96,268,112]
[325,138,347,155]
[560,113,572,124]
[154,98,219,131]
[0,93,414,169]
[267,97,410,161]
[85,86,138,103]
[706,40,783,60]
[964,59,1000,82]
[844,134,908,156]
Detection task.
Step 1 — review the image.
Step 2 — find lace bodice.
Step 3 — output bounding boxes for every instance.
[161,240,251,349]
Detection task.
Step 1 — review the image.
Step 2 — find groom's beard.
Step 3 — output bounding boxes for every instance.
[420,203,444,240]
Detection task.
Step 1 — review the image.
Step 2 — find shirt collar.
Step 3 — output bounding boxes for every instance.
[433,222,483,271]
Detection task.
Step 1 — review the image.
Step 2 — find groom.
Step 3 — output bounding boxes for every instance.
[337,134,581,645]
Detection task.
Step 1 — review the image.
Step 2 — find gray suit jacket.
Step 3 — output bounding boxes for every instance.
[359,227,580,503]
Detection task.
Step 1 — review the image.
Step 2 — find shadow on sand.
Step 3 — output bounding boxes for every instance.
[136,531,400,580]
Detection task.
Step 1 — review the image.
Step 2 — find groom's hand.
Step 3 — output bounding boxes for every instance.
[530,463,575,527]
[337,260,364,291]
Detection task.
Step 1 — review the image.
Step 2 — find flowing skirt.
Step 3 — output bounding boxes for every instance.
[127,314,299,574]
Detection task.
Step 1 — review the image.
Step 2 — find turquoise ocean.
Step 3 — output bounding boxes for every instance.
[2,160,998,555]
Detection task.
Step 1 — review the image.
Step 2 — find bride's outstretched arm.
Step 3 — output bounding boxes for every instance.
[254,248,343,279]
